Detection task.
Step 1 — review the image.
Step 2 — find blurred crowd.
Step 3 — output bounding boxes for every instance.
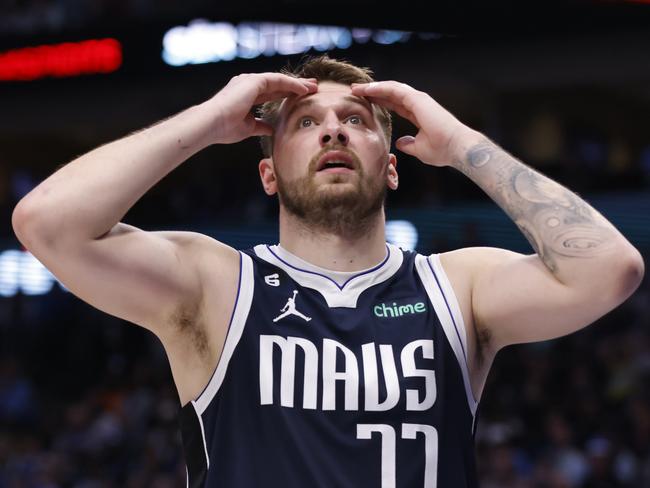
[0,293,187,487]
[475,279,650,487]
[0,247,648,487]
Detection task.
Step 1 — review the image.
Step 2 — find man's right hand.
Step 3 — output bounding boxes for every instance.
[206,73,318,145]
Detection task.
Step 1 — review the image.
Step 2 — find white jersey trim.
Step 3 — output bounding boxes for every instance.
[414,254,478,417]
[191,400,210,470]
[194,251,255,415]
[253,243,404,308]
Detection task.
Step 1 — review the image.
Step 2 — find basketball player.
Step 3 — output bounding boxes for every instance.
[12,55,644,487]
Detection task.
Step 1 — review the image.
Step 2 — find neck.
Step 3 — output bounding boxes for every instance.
[278,208,387,271]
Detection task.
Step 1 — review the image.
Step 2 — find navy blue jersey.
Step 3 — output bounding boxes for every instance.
[180,243,480,488]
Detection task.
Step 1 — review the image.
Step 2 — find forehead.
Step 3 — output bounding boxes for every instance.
[279,81,373,119]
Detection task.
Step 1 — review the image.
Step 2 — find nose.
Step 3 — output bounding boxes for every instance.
[320,118,349,147]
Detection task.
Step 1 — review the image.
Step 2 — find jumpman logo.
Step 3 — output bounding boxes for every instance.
[273,290,312,323]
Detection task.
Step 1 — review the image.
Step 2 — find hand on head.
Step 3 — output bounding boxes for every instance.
[207,73,318,145]
[207,71,475,168]
[351,81,472,167]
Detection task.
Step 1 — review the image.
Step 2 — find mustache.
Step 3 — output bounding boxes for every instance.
[308,145,362,173]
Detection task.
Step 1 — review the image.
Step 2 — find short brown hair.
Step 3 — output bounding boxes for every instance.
[257,54,392,158]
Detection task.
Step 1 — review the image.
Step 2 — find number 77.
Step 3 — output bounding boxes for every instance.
[357,423,438,488]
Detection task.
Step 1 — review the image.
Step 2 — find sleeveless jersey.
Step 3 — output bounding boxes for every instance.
[179,243,480,488]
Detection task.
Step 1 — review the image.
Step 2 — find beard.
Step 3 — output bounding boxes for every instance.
[275,147,387,239]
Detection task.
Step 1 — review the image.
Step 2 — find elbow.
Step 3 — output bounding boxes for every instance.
[11,199,53,250]
[12,200,35,246]
[617,248,645,301]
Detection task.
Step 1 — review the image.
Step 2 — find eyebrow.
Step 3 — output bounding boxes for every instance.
[284,95,374,122]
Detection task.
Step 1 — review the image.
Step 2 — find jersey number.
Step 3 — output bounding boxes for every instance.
[357,423,438,488]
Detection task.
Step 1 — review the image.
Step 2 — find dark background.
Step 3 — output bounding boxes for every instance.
[1,1,649,486]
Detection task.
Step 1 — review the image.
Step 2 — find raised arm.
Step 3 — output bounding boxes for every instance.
[11,73,317,403]
[352,81,644,355]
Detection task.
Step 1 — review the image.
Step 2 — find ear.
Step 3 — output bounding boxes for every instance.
[386,153,398,190]
[259,157,277,195]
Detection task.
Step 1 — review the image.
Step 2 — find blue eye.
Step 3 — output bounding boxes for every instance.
[348,115,362,125]
[299,117,313,128]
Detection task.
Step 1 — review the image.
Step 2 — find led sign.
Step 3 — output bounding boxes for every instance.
[162,20,412,66]
[0,250,67,297]
[0,38,122,81]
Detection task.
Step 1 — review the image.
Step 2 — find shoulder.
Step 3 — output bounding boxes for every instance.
[152,229,238,256]
[153,229,241,277]
[149,231,243,405]
[432,247,505,394]
[437,246,522,297]
[436,246,519,342]
[145,229,242,336]
[438,246,519,269]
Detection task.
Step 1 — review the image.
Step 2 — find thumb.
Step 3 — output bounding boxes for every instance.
[395,135,416,155]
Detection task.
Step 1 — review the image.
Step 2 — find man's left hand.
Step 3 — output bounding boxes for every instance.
[351,81,481,167]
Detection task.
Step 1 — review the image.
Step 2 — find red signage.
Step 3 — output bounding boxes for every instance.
[0,38,122,81]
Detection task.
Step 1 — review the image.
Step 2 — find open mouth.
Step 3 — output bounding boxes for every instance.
[318,162,355,173]
[316,151,356,172]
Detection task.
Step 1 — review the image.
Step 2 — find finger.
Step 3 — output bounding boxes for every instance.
[395,135,417,156]
[364,95,409,117]
[351,81,411,103]
[259,73,318,97]
[352,83,416,121]
[253,90,309,106]
[363,95,417,126]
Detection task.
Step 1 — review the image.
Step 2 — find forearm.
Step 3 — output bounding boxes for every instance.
[449,129,643,286]
[13,100,217,243]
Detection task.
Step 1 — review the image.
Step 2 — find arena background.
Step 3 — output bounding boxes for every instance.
[1,1,649,486]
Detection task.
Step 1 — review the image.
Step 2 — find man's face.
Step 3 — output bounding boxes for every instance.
[260,81,397,235]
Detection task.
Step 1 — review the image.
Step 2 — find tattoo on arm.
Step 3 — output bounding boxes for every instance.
[458,140,619,274]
